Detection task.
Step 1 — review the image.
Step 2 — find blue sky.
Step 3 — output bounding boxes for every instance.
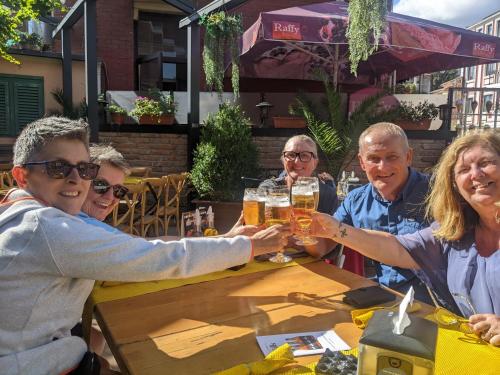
[393,0,499,28]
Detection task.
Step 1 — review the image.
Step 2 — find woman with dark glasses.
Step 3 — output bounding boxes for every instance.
[0,117,289,375]
[79,144,130,230]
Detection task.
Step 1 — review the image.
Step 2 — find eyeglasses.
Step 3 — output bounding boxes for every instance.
[23,160,100,180]
[283,151,316,162]
[91,179,129,199]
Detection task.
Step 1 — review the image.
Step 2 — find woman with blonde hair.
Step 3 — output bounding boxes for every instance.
[310,130,500,346]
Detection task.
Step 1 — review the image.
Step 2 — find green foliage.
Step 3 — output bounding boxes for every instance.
[191,102,259,201]
[199,11,242,98]
[396,101,438,122]
[395,82,417,94]
[0,1,64,64]
[17,31,43,50]
[49,88,87,120]
[147,88,177,115]
[290,75,399,179]
[431,69,459,91]
[346,0,387,76]
[107,104,127,115]
[129,97,162,118]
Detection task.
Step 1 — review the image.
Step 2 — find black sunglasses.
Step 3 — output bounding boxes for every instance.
[91,179,129,199]
[283,151,316,162]
[23,160,100,180]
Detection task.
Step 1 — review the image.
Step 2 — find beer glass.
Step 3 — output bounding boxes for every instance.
[243,188,266,225]
[265,187,292,263]
[297,176,319,210]
[292,180,318,246]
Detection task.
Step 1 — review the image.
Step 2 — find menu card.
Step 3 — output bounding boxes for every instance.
[256,330,350,357]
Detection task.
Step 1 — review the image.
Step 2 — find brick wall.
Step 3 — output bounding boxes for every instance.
[103,131,445,183]
[99,132,188,176]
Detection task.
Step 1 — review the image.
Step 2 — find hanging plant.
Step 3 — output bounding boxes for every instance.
[346,0,387,76]
[199,11,242,98]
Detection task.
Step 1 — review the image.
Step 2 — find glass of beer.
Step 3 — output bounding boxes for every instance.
[243,188,266,226]
[265,187,292,263]
[292,180,318,246]
[297,176,320,210]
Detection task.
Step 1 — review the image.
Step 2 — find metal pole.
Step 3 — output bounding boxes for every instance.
[85,0,98,142]
[61,28,73,108]
[187,23,200,125]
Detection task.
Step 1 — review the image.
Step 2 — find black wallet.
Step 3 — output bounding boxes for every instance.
[342,286,396,308]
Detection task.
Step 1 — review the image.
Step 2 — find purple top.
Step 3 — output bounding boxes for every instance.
[396,223,500,317]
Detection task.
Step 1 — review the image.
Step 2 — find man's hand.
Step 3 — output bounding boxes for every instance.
[469,314,500,346]
[251,224,291,256]
[310,212,339,240]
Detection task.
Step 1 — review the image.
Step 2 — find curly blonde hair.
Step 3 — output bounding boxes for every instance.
[426,130,500,241]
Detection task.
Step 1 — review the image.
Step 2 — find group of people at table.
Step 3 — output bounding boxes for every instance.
[0,116,498,375]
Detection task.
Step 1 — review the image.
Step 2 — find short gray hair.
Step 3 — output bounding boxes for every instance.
[358,122,409,151]
[89,144,130,175]
[282,134,318,157]
[13,116,90,165]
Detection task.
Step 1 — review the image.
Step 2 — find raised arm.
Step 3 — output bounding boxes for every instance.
[310,212,419,269]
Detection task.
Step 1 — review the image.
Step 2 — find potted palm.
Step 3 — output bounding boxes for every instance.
[394,101,439,130]
[129,97,162,124]
[190,102,259,231]
[107,104,127,125]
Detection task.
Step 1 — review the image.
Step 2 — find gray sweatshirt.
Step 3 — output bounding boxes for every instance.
[0,190,252,375]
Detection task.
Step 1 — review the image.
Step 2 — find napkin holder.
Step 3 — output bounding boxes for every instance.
[357,310,437,375]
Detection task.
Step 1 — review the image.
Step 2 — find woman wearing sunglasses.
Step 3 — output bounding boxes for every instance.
[310,131,500,346]
[0,117,289,375]
[79,144,130,230]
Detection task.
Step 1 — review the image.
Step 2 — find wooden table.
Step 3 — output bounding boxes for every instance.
[94,262,431,375]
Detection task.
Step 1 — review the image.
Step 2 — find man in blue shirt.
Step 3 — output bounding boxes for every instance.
[334,122,431,303]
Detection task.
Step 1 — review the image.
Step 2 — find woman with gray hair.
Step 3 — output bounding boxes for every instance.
[0,117,289,374]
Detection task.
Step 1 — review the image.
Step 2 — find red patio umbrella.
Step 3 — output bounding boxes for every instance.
[239,1,500,87]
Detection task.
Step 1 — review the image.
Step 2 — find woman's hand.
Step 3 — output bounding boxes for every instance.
[225,212,262,238]
[469,314,500,346]
[250,224,291,256]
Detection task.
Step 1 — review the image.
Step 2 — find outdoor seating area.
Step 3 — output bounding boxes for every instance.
[1,1,500,375]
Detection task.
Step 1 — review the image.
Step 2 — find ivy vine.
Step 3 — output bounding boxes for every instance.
[346,0,387,76]
[199,11,242,98]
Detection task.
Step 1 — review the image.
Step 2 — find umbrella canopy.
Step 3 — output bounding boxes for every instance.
[239,1,500,85]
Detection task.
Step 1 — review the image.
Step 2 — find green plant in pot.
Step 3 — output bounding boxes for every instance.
[289,70,399,180]
[129,97,162,124]
[147,89,177,125]
[190,103,259,231]
[395,100,438,130]
[199,11,242,97]
[107,104,127,125]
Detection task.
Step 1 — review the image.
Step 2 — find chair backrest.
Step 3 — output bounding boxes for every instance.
[129,167,152,178]
[137,177,165,236]
[111,182,146,235]
[163,173,188,210]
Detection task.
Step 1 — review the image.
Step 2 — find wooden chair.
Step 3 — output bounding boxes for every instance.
[160,173,188,236]
[136,177,165,237]
[129,167,152,178]
[111,182,146,235]
[0,170,14,189]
